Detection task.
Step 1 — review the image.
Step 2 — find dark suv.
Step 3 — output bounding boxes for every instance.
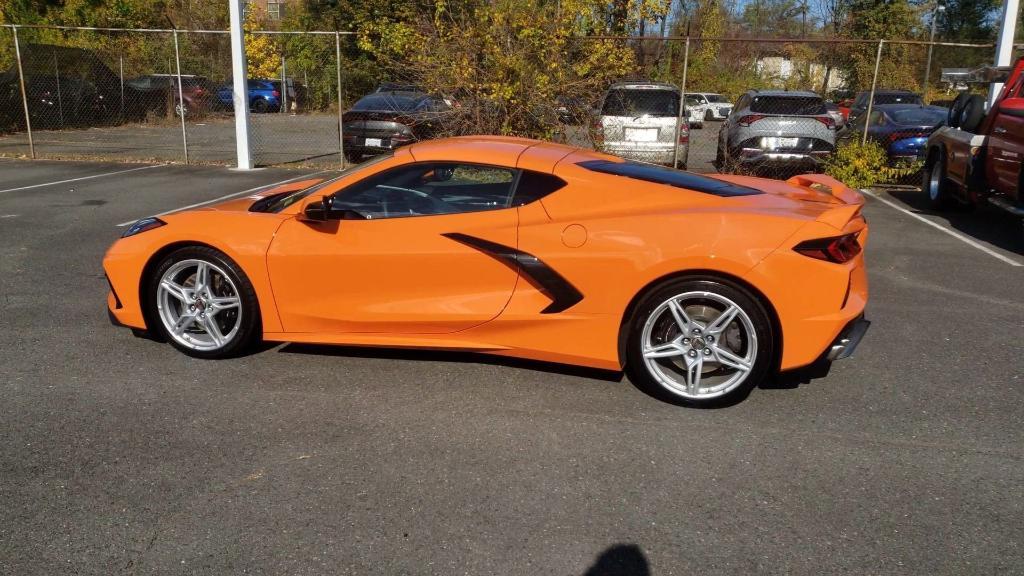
[848,90,923,124]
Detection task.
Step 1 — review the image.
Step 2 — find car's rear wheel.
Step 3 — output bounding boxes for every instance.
[252,98,269,113]
[148,246,260,359]
[924,151,954,210]
[626,278,772,407]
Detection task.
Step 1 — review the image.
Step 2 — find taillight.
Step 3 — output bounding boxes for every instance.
[887,130,928,142]
[813,116,836,129]
[793,234,861,263]
[679,128,689,144]
[272,90,281,98]
[737,114,766,127]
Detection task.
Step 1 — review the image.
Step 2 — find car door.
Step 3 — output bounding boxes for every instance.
[986,74,1024,196]
[267,161,520,334]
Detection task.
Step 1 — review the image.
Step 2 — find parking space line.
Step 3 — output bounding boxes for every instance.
[116,169,333,227]
[0,164,165,195]
[862,189,1023,267]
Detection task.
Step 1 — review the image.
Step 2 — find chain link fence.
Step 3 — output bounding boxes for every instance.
[0,24,1004,178]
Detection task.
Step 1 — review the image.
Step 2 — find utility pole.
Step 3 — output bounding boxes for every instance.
[989,0,1020,105]
[923,2,944,102]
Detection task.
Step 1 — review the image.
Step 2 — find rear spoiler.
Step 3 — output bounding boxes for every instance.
[785,174,865,231]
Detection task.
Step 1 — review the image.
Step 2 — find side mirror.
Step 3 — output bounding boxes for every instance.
[300,197,330,222]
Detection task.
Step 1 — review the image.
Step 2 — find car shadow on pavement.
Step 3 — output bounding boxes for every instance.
[581,544,650,576]
[882,186,1024,257]
[277,343,625,382]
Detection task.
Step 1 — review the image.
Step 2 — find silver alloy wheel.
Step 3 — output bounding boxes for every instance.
[640,291,757,400]
[927,161,942,201]
[156,259,242,351]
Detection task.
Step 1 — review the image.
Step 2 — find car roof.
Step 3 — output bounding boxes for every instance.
[608,81,678,91]
[409,136,580,170]
[749,89,820,98]
[858,89,918,95]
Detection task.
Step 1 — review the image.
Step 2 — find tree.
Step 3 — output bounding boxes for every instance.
[842,0,921,91]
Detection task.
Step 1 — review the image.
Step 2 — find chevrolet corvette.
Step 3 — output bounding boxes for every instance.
[105,136,869,406]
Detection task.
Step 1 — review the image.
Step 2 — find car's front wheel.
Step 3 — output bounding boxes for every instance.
[148,246,260,359]
[626,277,773,406]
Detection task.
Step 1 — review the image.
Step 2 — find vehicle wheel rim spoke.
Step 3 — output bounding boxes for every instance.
[685,354,704,393]
[706,304,739,335]
[202,315,225,347]
[209,296,240,312]
[172,312,196,335]
[667,299,692,332]
[160,279,191,303]
[644,340,684,359]
[711,344,751,373]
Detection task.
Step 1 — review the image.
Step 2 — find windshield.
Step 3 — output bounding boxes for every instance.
[751,95,826,115]
[705,94,728,103]
[602,89,680,117]
[888,107,946,125]
[265,153,396,213]
[875,93,922,105]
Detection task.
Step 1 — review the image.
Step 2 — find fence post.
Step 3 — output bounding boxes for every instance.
[119,55,125,123]
[861,39,884,146]
[172,29,189,164]
[336,31,344,168]
[280,52,288,114]
[53,51,64,128]
[228,0,253,170]
[11,26,35,159]
[672,37,690,170]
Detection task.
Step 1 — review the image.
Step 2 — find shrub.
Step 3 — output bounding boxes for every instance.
[823,139,921,189]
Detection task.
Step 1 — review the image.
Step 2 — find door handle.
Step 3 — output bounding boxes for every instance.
[994,126,1007,134]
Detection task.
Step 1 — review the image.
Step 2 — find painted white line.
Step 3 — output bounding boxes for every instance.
[862,189,1023,267]
[116,169,332,227]
[0,164,165,195]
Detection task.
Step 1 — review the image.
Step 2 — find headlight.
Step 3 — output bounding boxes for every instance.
[122,217,166,238]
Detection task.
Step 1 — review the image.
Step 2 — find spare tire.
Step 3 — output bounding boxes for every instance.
[947,92,970,129]
[958,94,986,133]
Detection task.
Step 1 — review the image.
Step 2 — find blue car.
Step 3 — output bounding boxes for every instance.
[216,79,281,113]
[840,104,947,165]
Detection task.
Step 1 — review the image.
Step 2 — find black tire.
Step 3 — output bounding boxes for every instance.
[344,150,363,164]
[923,150,954,210]
[948,92,970,129]
[625,276,774,407]
[958,95,986,133]
[252,98,269,113]
[705,109,715,122]
[146,246,261,359]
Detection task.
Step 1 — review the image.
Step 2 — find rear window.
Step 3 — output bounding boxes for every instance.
[751,95,826,115]
[352,94,422,112]
[577,160,761,197]
[875,93,922,105]
[888,107,946,125]
[602,89,680,117]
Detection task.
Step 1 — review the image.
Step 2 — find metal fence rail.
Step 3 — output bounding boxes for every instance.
[0,23,1003,176]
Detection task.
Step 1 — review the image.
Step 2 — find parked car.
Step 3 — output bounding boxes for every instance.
[595,82,689,168]
[847,90,923,124]
[128,74,215,117]
[687,92,733,123]
[106,136,870,407]
[216,79,281,113]
[924,57,1024,217]
[716,89,836,175]
[838,104,945,166]
[341,90,449,163]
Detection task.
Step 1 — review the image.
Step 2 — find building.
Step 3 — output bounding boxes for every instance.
[250,0,294,21]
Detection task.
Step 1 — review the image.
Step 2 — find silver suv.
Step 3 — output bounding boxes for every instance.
[716,90,835,173]
[596,82,689,168]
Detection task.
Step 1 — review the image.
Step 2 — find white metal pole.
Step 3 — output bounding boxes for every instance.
[336,31,344,168]
[229,0,253,169]
[989,0,1020,106]
[673,37,690,170]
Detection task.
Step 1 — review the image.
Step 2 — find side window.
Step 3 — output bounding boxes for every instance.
[872,111,886,126]
[330,162,516,220]
[512,171,567,206]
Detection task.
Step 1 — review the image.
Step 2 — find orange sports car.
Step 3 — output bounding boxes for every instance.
[105,136,869,406]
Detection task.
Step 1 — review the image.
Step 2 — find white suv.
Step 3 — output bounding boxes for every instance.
[687,93,733,127]
[596,82,689,168]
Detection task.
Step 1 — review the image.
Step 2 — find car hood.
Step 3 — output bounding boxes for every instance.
[200,178,327,212]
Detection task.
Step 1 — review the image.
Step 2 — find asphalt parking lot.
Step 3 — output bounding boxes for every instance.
[1,158,1022,574]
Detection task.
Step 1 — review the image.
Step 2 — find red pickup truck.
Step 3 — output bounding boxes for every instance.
[924,56,1024,216]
